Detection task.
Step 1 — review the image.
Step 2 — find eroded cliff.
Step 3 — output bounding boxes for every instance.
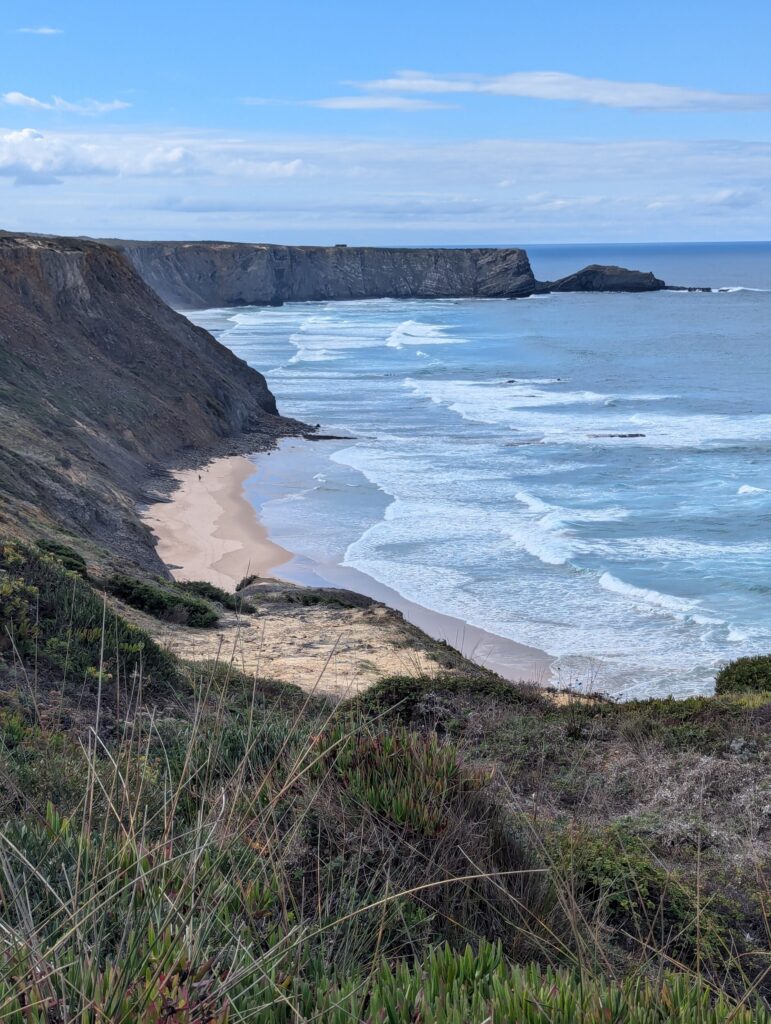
[0,233,301,568]
[108,241,539,308]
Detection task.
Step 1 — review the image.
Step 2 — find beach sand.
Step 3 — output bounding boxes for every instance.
[142,456,291,590]
[140,452,554,694]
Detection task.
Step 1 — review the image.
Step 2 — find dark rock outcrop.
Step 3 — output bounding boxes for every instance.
[0,233,301,568]
[107,241,538,308]
[544,264,665,293]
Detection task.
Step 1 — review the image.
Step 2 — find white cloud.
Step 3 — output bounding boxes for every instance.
[2,92,130,115]
[355,70,771,112]
[1,127,770,240]
[0,128,309,184]
[17,26,62,35]
[308,96,452,111]
[241,95,450,111]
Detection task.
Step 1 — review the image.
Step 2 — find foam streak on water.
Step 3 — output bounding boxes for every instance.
[187,245,771,699]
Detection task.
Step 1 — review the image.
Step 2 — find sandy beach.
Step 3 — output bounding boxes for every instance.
[141,452,554,691]
[142,456,292,590]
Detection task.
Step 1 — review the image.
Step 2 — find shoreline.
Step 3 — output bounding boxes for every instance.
[142,455,293,591]
[272,555,554,685]
[141,451,554,686]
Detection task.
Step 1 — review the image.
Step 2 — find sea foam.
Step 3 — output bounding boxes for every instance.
[190,279,771,699]
[386,320,465,348]
[599,572,698,616]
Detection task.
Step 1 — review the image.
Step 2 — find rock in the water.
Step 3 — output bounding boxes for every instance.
[546,264,666,293]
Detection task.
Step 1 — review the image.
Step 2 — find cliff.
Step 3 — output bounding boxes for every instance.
[107,240,670,309]
[0,233,301,568]
[0,233,671,564]
[108,241,539,308]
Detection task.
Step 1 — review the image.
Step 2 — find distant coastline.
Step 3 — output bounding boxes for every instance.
[181,248,771,700]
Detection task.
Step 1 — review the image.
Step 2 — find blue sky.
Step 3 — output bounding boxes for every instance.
[3,0,771,242]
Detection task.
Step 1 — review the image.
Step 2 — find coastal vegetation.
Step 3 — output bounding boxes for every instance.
[1,539,769,1020]
[716,654,771,694]
[107,573,222,628]
[107,573,256,626]
[176,578,257,614]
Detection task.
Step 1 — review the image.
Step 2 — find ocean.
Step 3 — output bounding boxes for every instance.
[188,242,771,699]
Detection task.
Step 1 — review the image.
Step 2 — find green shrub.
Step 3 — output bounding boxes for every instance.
[35,539,88,576]
[715,655,771,694]
[236,573,259,591]
[553,824,723,962]
[320,725,474,836]
[283,588,351,607]
[0,541,181,691]
[176,578,255,613]
[354,673,531,723]
[0,572,38,656]
[107,574,219,628]
[0,715,91,814]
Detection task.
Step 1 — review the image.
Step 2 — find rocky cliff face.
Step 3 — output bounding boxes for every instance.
[0,233,301,568]
[108,240,670,309]
[108,241,538,308]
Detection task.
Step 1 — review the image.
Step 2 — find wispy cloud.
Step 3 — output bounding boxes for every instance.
[2,127,770,240]
[354,70,771,112]
[1,91,130,115]
[308,96,451,110]
[241,95,450,111]
[17,26,62,35]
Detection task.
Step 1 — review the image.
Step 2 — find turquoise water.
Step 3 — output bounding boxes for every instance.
[189,243,771,698]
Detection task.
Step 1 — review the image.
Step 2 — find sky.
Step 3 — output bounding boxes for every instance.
[2,0,771,244]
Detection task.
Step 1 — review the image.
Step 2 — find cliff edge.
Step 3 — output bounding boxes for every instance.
[107,239,671,309]
[108,241,539,308]
[0,233,301,568]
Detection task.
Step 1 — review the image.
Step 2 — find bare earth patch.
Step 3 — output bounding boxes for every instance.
[116,578,466,699]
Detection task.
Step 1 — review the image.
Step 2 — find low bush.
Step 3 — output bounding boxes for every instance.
[176,578,255,613]
[283,588,352,607]
[236,573,259,591]
[354,673,534,723]
[107,574,219,627]
[0,541,180,692]
[552,823,724,962]
[35,539,88,576]
[716,654,771,694]
[322,725,471,835]
[0,573,38,656]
